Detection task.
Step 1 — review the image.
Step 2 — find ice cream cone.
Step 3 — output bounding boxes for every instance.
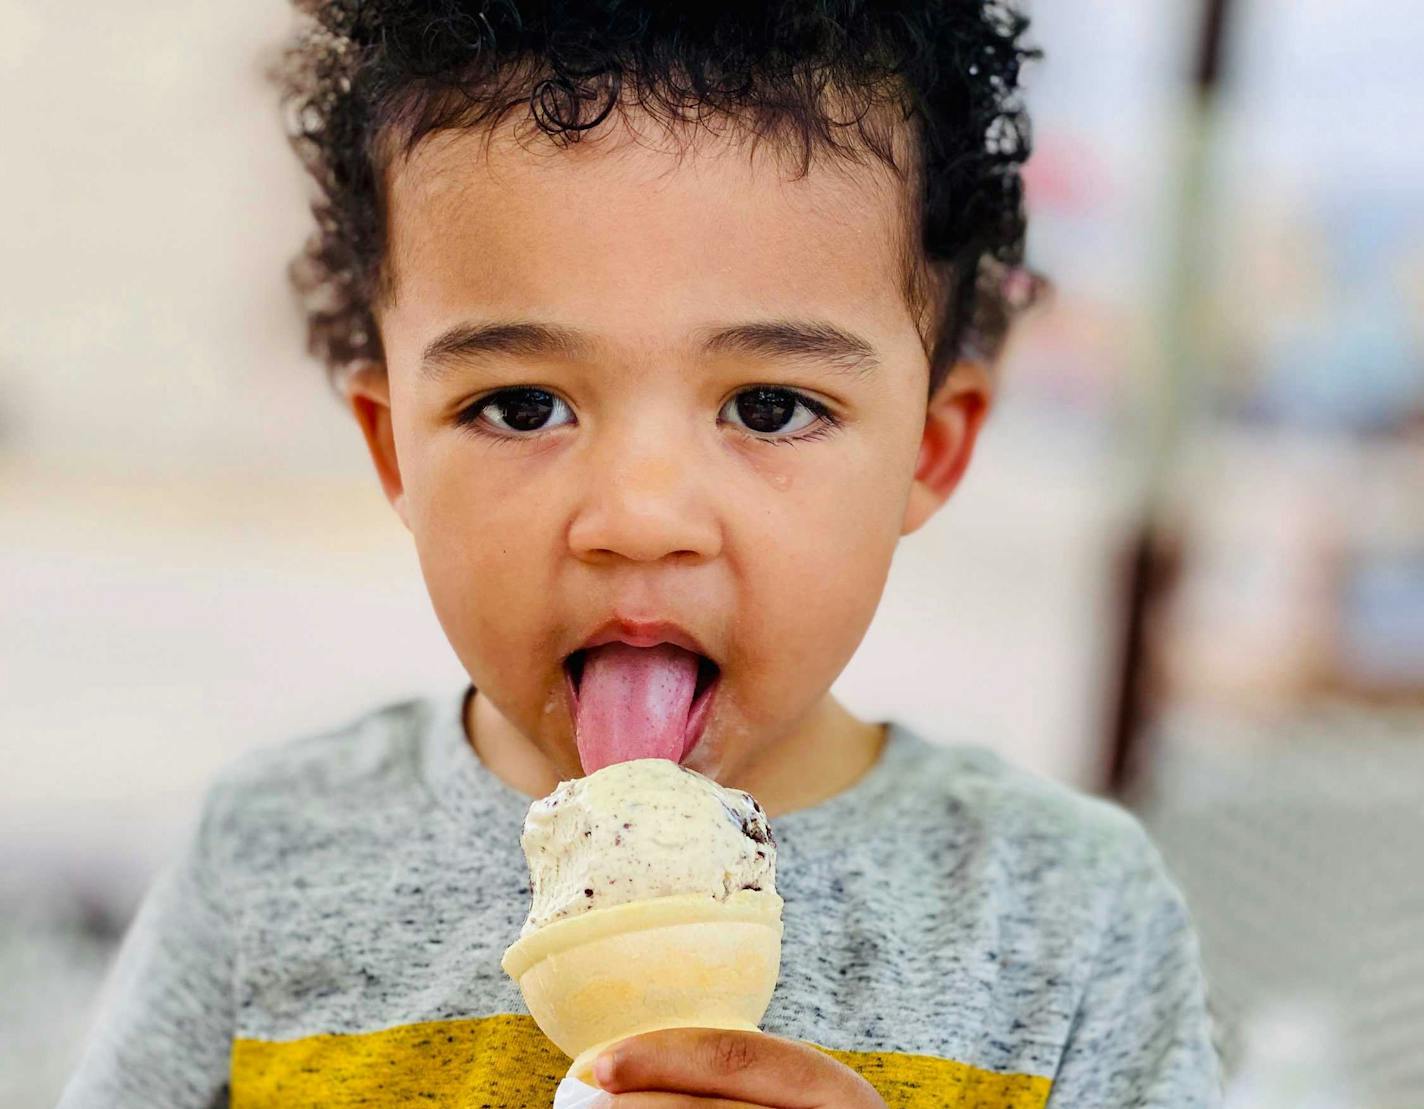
[501,888,784,1087]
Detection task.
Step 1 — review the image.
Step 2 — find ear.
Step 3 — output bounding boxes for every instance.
[343,362,410,530]
[901,360,992,536]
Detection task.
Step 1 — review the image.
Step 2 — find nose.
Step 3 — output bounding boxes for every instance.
[567,425,722,564]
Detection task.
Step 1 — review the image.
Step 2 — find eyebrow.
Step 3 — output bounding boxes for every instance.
[419,318,882,380]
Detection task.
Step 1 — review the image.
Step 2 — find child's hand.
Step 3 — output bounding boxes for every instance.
[591,1027,887,1107]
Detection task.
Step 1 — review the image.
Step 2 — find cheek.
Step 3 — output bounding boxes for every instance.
[403,441,560,651]
[411,436,556,553]
[764,432,911,565]
[734,449,905,677]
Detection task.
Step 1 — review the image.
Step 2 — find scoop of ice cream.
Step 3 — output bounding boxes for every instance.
[518,758,776,937]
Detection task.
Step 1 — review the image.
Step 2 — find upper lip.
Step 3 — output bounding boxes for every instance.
[570,618,716,663]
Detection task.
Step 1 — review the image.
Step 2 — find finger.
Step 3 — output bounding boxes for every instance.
[595,1027,853,1106]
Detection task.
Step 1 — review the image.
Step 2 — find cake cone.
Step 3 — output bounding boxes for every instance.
[501,889,784,1087]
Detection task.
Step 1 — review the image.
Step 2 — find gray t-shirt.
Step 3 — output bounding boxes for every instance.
[59,684,1222,1107]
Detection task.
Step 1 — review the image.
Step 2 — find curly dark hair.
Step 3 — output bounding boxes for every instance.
[271,1,1044,398]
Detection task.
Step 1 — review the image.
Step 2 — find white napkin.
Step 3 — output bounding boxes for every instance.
[552,1071,606,1107]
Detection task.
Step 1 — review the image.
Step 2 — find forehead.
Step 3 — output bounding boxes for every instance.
[378,110,914,357]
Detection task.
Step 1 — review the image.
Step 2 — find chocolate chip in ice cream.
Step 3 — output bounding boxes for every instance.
[740,814,772,846]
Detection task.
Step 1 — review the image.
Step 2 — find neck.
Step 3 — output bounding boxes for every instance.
[463,687,887,820]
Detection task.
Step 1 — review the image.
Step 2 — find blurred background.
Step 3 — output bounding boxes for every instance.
[2,0,1421,1104]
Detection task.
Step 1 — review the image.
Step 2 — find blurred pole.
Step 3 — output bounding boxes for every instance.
[1104,0,1236,795]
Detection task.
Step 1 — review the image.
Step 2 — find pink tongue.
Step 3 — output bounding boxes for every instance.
[574,642,700,775]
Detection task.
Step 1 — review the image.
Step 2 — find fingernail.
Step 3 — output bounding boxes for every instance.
[594,1051,617,1085]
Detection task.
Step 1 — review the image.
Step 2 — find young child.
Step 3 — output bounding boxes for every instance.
[60,2,1221,1106]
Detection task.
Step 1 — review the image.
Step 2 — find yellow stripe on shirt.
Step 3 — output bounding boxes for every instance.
[231,1014,1051,1108]
[817,1042,1052,1108]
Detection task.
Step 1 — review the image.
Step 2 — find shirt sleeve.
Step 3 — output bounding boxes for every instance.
[1046,819,1224,1108]
[57,785,235,1109]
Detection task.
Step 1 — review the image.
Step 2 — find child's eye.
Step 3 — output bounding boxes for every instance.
[719,387,837,442]
[457,388,575,436]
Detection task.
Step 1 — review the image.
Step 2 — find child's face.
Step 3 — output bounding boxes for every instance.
[349,114,986,785]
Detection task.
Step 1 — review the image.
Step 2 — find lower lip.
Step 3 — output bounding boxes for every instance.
[563,660,720,765]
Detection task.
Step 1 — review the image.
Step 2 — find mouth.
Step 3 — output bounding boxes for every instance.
[563,646,721,762]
